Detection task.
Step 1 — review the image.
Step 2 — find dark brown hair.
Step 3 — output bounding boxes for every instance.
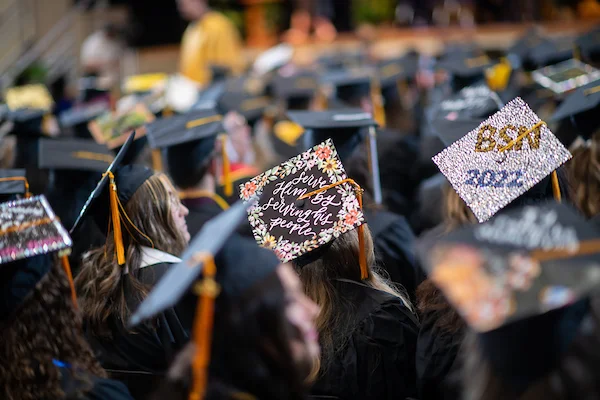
[567,132,600,218]
[293,227,412,376]
[0,260,106,400]
[76,173,188,337]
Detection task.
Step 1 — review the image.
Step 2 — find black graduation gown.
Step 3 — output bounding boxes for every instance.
[364,208,424,301]
[310,279,420,400]
[183,194,254,239]
[56,361,134,400]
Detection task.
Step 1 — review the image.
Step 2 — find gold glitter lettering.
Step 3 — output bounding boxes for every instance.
[498,125,517,150]
[475,125,496,152]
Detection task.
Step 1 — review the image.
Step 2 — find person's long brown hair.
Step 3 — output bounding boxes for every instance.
[293,227,413,377]
[443,182,477,232]
[76,173,188,337]
[0,259,106,400]
[568,132,600,219]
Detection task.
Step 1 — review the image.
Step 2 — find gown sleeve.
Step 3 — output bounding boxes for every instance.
[83,377,135,400]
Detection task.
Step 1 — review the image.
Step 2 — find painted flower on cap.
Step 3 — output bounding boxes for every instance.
[241,181,258,200]
[316,144,332,160]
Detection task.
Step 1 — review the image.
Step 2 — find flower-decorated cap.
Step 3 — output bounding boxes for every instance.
[0,195,74,319]
[239,139,368,276]
[432,97,572,222]
[417,201,600,394]
[38,138,114,172]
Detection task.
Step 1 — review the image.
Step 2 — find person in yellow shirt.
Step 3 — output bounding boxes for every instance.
[177,0,245,85]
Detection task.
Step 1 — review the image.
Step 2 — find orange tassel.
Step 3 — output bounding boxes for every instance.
[370,79,386,128]
[61,255,78,309]
[151,149,163,172]
[551,170,561,203]
[190,254,220,400]
[314,87,328,111]
[219,134,233,197]
[105,172,125,265]
[297,178,368,280]
[0,176,31,198]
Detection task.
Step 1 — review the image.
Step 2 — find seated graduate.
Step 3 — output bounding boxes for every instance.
[146,108,235,236]
[0,195,133,399]
[129,202,320,400]
[74,134,191,378]
[415,97,573,400]
[288,109,422,300]
[240,139,419,400]
[418,201,600,400]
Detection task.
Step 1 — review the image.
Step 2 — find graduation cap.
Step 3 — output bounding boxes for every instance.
[122,73,168,95]
[531,59,600,95]
[209,64,231,82]
[129,199,279,398]
[271,72,318,110]
[320,68,374,105]
[4,84,54,112]
[432,97,572,222]
[240,139,369,276]
[507,28,545,63]
[4,84,59,139]
[38,138,114,172]
[288,109,382,203]
[0,169,30,200]
[528,37,575,69]
[192,81,226,111]
[377,52,420,88]
[77,76,112,103]
[551,80,600,139]
[58,101,110,138]
[437,53,496,90]
[146,109,231,193]
[88,103,154,150]
[0,195,77,319]
[418,201,600,394]
[576,25,600,62]
[218,92,272,126]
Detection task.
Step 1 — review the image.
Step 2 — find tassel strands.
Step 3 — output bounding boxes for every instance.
[297,178,368,280]
[60,253,78,309]
[219,134,233,197]
[103,171,126,265]
[189,253,220,400]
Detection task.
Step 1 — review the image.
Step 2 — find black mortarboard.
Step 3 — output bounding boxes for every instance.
[320,69,373,105]
[529,37,575,68]
[240,139,366,269]
[58,102,110,138]
[418,201,600,394]
[38,138,114,172]
[129,200,275,326]
[317,49,366,71]
[147,109,223,189]
[192,82,226,110]
[0,195,73,320]
[551,80,600,139]
[507,28,545,64]
[70,132,136,234]
[437,53,495,90]
[210,65,231,82]
[218,92,271,125]
[0,169,29,200]
[272,72,318,109]
[77,76,111,103]
[288,109,375,162]
[576,25,600,62]
[377,52,420,87]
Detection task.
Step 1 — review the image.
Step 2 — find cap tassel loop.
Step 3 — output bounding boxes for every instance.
[219,134,233,197]
[60,253,78,309]
[297,178,368,280]
[103,171,126,265]
[190,253,220,400]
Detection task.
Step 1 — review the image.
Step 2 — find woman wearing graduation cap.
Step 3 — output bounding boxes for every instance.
[241,139,419,400]
[74,135,192,390]
[0,195,133,400]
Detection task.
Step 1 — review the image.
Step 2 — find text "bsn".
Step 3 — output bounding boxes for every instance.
[475,124,542,152]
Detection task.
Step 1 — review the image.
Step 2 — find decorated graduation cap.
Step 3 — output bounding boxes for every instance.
[551,80,600,139]
[531,59,600,95]
[88,103,154,150]
[240,139,369,277]
[38,138,114,172]
[4,84,59,138]
[418,201,600,394]
[432,97,572,222]
[146,109,232,193]
[5,84,54,112]
[58,101,110,138]
[288,109,382,204]
[122,73,168,95]
[129,200,280,399]
[428,84,503,147]
[0,195,77,319]
[0,169,30,200]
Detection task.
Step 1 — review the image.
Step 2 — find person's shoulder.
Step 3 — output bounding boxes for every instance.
[83,377,134,400]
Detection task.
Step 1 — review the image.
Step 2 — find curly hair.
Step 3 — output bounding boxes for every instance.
[0,259,106,400]
[568,132,600,219]
[76,173,188,337]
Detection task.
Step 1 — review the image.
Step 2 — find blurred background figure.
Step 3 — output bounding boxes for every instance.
[177,0,245,85]
[80,23,126,90]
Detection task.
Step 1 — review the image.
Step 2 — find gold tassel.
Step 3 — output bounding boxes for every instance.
[219,134,232,197]
[189,253,220,400]
[297,178,368,280]
[370,79,386,128]
[104,171,125,265]
[0,177,31,198]
[61,254,78,309]
[151,149,163,172]
[314,87,328,111]
[551,170,561,203]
